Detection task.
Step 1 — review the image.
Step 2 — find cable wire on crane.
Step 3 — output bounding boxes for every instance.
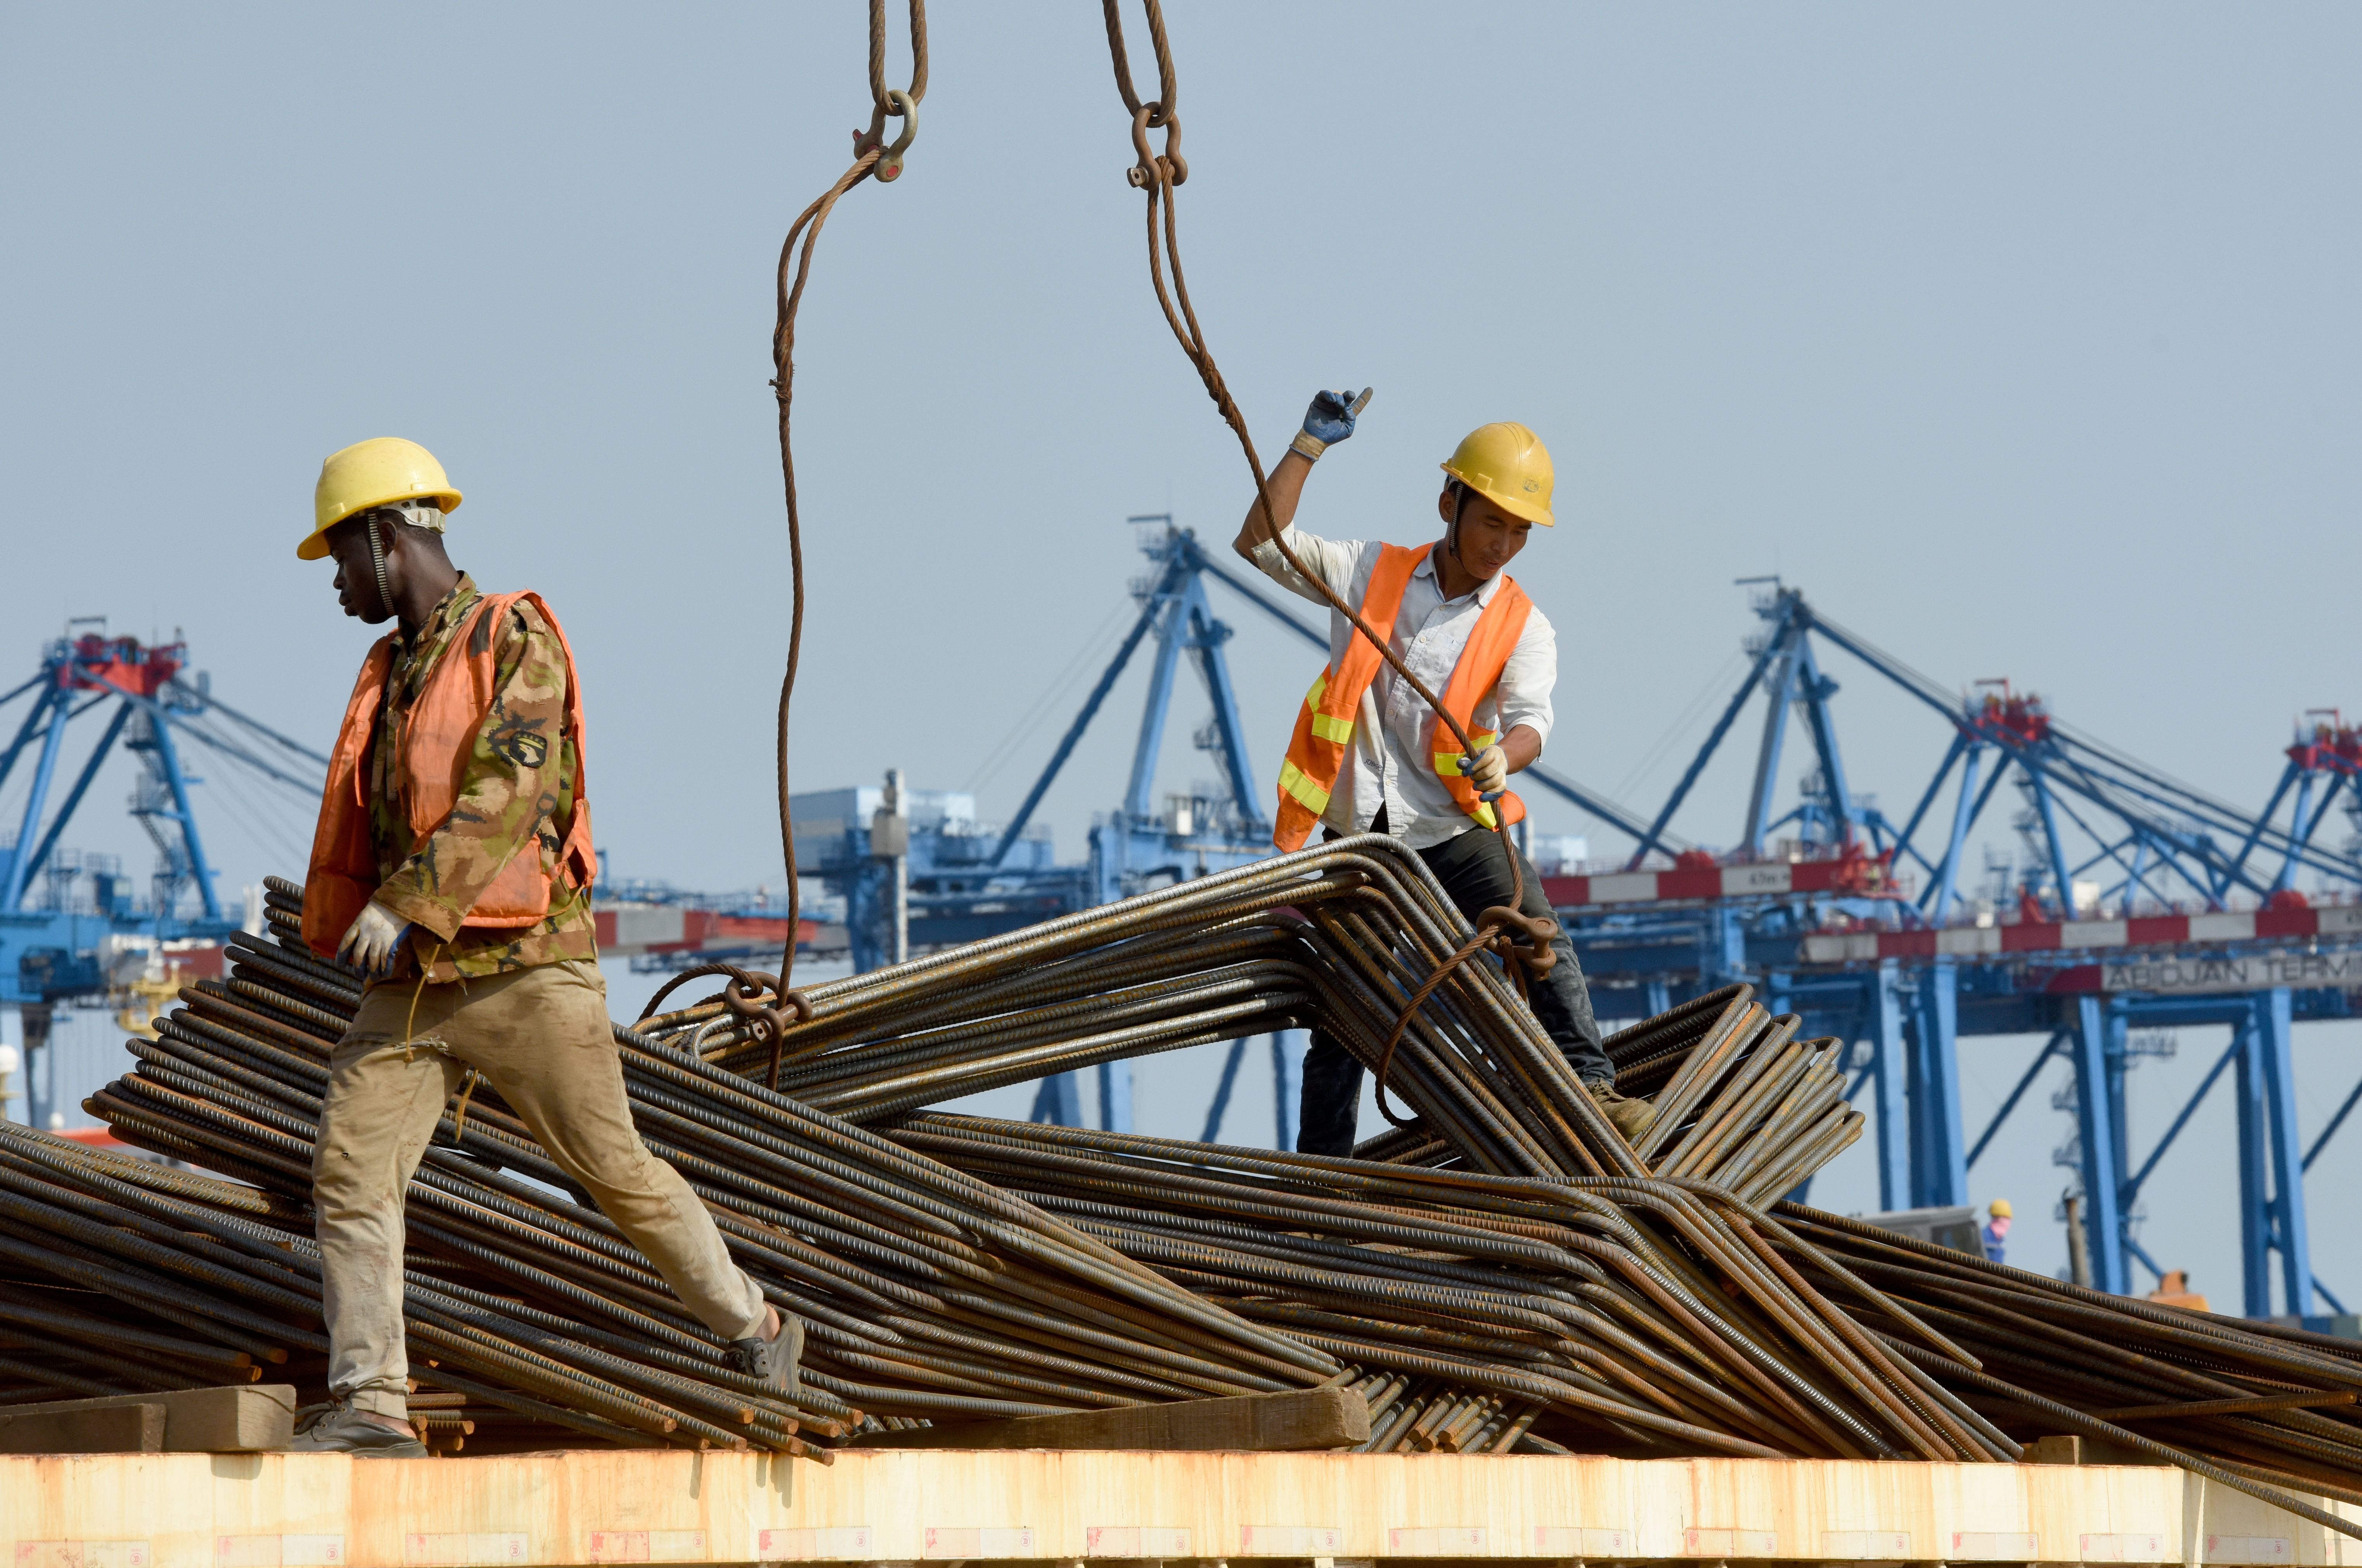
[639,0,928,1080]
[963,599,1136,796]
[1097,1,1576,1136]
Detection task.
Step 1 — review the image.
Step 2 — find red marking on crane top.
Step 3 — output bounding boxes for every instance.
[2287,712,2361,773]
[1966,682,2051,748]
[57,633,184,699]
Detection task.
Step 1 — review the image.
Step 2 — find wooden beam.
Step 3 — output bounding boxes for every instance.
[0,1400,165,1454]
[850,1386,1369,1451]
[0,1384,294,1453]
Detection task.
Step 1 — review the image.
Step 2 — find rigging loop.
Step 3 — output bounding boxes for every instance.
[717,965,816,1091]
[1126,103,1186,189]
[854,89,920,183]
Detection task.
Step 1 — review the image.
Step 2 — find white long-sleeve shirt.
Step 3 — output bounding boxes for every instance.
[1251,526,1557,850]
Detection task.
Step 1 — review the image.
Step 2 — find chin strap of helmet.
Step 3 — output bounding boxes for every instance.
[365,512,396,623]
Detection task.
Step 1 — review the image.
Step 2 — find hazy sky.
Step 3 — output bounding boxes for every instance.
[5,4,2358,1309]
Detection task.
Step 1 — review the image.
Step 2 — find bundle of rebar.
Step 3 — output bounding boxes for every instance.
[656,836,1605,1179]
[643,837,1858,1197]
[875,1115,2362,1534]
[10,861,2354,1542]
[29,880,1341,1454]
[884,1112,2013,1462]
[6,850,1866,1467]
[1616,985,1861,1204]
[0,1124,631,1456]
[1775,1207,2362,1518]
[1357,984,1864,1208]
[0,1138,305,1405]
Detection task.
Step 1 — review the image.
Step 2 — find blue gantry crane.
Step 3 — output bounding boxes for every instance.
[0,620,326,1123]
[1535,581,2362,1321]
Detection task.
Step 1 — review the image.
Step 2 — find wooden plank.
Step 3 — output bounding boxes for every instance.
[0,1382,294,1451]
[0,1400,164,1454]
[0,1447,2252,1565]
[848,1387,1370,1451]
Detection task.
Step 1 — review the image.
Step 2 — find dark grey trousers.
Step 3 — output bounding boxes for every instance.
[1297,815,1610,1157]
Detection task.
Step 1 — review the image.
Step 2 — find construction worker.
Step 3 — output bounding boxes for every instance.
[1237,392,1653,1155]
[289,437,801,1456]
[1982,1198,2013,1263]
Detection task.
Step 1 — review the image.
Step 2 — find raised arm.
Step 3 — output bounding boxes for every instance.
[1233,387,1372,559]
[1234,449,1314,557]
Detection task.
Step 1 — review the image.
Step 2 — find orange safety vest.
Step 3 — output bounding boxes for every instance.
[301,591,597,958]
[1272,543,1533,851]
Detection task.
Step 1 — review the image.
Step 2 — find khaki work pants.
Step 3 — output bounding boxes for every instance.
[313,958,768,1418]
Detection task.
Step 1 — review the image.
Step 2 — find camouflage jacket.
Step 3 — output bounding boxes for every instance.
[367,575,597,981]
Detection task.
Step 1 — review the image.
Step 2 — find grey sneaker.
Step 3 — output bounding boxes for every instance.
[1587,1079,1659,1144]
[288,1401,428,1458]
[725,1311,803,1400]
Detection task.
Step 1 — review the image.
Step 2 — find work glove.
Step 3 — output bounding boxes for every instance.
[1292,387,1374,460]
[338,900,414,976]
[1458,744,1509,801]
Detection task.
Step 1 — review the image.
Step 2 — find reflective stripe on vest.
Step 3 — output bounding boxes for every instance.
[1431,728,1499,779]
[1303,672,1355,744]
[1432,727,1505,829]
[1277,757,1331,815]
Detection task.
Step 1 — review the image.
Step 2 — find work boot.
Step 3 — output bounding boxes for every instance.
[726,1307,803,1400]
[287,1400,428,1458]
[1586,1079,1658,1145]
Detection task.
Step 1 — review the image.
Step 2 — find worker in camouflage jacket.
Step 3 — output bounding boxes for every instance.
[289,438,802,1456]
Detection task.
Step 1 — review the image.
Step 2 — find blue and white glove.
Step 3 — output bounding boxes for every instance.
[1291,387,1373,461]
[1458,744,1508,802]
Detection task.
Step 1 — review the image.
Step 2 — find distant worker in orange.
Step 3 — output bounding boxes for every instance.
[1982,1198,2013,1263]
[288,438,801,1456]
[1236,391,1652,1156]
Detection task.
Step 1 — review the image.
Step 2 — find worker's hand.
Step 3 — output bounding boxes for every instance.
[1301,387,1372,447]
[1458,744,1509,801]
[337,900,413,976]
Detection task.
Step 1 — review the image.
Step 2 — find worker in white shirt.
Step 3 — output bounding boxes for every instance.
[1236,389,1654,1154]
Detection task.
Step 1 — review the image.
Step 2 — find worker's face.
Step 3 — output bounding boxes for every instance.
[324,516,397,624]
[1436,486,1534,581]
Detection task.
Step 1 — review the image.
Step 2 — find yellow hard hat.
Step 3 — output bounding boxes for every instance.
[1989,1198,2013,1219]
[1440,421,1555,527]
[300,437,462,560]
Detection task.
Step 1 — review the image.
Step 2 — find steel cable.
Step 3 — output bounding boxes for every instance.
[636,0,931,1044]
